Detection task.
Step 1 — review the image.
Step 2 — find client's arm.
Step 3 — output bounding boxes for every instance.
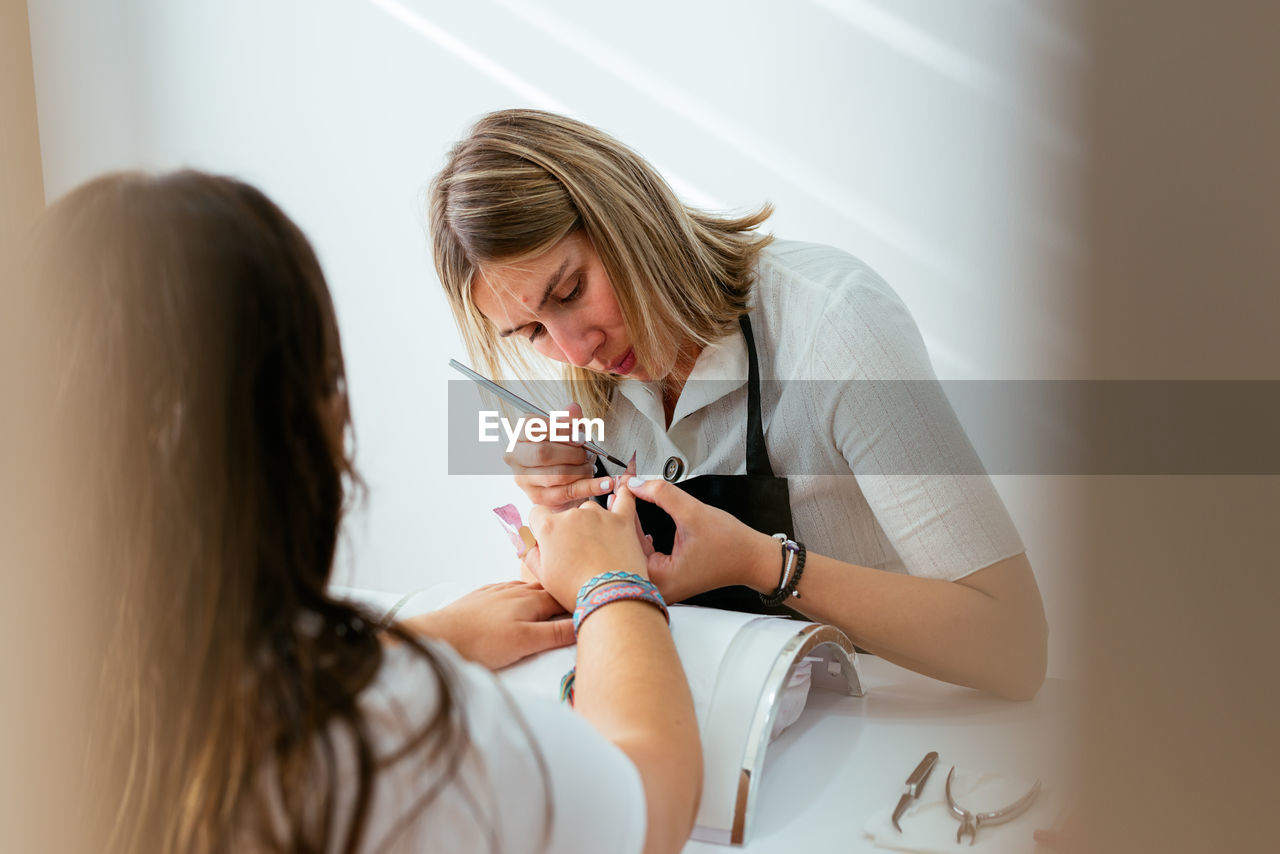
[527,487,702,854]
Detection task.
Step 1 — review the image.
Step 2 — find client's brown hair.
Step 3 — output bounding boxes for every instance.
[21,171,465,853]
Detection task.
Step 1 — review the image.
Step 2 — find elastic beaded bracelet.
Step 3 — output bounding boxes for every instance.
[760,534,807,607]
[573,579,669,637]
[575,570,649,603]
[788,544,807,596]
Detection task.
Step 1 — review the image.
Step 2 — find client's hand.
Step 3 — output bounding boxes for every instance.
[400,581,574,669]
[523,486,649,610]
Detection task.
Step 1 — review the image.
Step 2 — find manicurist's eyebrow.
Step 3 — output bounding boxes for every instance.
[495,257,572,337]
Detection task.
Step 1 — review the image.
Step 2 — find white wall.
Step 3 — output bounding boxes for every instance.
[27,0,1085,674]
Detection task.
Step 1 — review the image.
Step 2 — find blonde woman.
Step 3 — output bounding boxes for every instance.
[18,171,698,854]
[430,109,1048,700]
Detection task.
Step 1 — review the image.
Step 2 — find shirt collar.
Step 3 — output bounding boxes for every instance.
[615,327,749,429]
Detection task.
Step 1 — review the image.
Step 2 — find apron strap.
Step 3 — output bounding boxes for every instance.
[738,314,776,478]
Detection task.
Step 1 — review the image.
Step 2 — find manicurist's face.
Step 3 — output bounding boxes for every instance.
[472,229,649,380]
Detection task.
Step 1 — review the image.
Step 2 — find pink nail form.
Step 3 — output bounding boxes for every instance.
[493,503,536,557]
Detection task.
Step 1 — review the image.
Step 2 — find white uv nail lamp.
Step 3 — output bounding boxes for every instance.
[687,614,864,845]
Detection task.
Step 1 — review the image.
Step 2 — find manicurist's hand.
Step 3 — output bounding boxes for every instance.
[400,581,574,669]
[626,478,780,604]
[505,401,617,512]
[522,485,649,611]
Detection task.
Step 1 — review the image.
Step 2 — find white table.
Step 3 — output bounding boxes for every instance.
[685,656,1073,852]
[334,587,1072,852]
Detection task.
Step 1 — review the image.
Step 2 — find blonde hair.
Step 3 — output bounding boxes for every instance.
[429,109,773,417]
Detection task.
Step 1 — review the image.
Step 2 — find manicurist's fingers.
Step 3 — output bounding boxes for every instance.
[503,423,592,469]
[608,483,636,518]
[627,477,697,518]
[564,474,616,502]
[529,474,614,510]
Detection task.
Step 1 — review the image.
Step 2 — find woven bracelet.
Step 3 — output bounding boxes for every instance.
[560,575,668,706]
[575,570,649,603]
[560,668,576,705]
[573,581,669,636]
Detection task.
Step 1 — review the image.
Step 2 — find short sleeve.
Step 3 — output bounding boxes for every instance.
[517,689,648,854]
[353,642,646,854]
[801,256,1024,580]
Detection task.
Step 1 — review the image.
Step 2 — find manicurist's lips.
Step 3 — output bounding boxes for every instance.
[607,348,637,375]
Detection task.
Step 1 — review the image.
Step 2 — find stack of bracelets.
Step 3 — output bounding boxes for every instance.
[759,533,807,607]
[560,571,670,705]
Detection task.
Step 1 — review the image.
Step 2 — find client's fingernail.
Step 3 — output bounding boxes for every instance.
[598,478,612,492]
[628,477,646,489]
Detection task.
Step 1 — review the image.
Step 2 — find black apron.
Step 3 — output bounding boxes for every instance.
[595,315,799,617]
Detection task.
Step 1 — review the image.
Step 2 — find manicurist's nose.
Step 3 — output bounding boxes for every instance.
[552,325,599,368]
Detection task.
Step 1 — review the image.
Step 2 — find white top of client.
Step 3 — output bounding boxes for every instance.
[284,640,646,853]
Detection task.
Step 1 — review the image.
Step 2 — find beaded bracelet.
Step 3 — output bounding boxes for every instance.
[573,580,669,636]
[760,534,807,607]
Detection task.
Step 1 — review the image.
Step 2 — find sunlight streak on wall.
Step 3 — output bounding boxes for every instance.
[811,0,1079,159]
[366,0,724,210]
[500,0,957,275]
[366,0,571,113]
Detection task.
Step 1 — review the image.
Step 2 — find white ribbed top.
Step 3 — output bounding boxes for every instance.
[612,240,1023,581]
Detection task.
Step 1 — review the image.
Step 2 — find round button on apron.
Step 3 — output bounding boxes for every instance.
[662,456,685,482]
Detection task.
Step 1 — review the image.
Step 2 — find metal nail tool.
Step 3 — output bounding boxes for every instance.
[944,766,1042,845]
[891,750,939,832]
[448,359,629,468]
